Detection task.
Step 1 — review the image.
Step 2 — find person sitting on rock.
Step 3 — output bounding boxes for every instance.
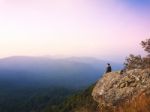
[105,63,112,73]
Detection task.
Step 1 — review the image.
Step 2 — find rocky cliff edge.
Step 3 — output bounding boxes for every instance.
[92,69,150,109]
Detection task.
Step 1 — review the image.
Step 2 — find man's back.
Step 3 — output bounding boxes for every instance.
[106,64,112,73]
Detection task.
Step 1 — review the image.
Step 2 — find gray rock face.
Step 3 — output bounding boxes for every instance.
[92,69,150,107]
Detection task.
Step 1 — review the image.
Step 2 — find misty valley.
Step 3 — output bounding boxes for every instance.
[0,56,121,112]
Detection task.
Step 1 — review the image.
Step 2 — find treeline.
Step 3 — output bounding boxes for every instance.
[0,84,97,112]
[0,87,74,112]
[43,84,98,112]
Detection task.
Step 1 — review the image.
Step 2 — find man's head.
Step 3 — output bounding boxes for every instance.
[107,63,110,66]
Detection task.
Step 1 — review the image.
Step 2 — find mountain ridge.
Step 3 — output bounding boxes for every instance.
[0,56,122,88]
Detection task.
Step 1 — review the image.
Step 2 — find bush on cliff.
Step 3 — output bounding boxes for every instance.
[125,38,150,70]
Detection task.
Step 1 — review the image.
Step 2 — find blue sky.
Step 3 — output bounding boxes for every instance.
[120,0,150,10]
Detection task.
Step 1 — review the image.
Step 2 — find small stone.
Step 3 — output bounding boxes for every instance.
[119,83,126,88]
[130,83,137,87]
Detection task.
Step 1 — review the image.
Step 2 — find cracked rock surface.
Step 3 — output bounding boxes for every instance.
[92,69,150,106]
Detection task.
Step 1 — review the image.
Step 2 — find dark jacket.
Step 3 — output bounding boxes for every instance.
[106,65,112,73]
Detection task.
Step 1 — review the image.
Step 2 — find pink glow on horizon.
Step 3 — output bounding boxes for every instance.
[0,0,149,61]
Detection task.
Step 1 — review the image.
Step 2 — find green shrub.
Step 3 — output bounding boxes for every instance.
[124,38,150,70]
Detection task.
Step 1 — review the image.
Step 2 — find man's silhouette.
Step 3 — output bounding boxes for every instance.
[105,63,112,73]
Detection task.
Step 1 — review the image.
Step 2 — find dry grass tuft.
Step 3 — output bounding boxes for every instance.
[99,92,150,112]
[117,93,150,112]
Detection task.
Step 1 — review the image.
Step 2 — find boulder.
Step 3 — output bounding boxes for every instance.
[92,69,150,107]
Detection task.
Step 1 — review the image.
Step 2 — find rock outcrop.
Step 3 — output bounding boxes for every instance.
[92,69,150,109]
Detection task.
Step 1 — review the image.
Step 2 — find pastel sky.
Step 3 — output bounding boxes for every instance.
[0,0,150,61]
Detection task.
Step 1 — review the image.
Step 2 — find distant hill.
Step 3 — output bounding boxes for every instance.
[0,56,120,88]
[0,56,122,89]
